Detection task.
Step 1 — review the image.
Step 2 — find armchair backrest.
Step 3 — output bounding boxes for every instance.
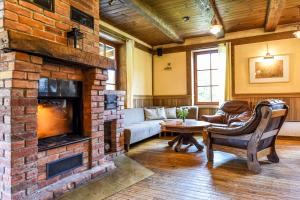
[235,99,288,136]
[216,100,252,124]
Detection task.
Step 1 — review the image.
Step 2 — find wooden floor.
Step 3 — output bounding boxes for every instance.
[107,137,300,200]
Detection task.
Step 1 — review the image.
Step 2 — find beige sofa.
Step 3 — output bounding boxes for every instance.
[124,106,198,151]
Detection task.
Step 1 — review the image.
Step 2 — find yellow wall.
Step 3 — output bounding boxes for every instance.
[234,38,300,94]
[153,52,187,95]
[133,47,153,95]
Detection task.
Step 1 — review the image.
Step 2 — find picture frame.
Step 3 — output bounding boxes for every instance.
[249,55,289,83]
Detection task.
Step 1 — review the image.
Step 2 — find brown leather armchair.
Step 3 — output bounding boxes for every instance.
[206,99,288,173]
[201,100,252,127]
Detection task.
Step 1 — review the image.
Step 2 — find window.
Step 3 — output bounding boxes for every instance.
[25,0,54,12]
[99,43,116,60]
[99,42,117,90]
[194,50,221,104]
[71,7,94,29]
[106,69,116,90]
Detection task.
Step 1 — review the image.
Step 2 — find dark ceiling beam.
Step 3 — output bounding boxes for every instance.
[265,0,286,32]
[209,0,225,38]
[122,0,183,43]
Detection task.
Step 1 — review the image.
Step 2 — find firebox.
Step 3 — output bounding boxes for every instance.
[37,78,87,151]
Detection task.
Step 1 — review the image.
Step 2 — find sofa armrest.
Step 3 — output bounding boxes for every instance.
[201,115,224,124]
[124,129,132,145]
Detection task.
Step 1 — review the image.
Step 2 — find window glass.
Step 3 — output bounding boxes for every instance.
[106,69,116,90]
[211,53,220,69]
[106,45,115,60]
[197,71,210,86]
[197,54,210,70]
[197,87,211,102]
[100,43,105,57]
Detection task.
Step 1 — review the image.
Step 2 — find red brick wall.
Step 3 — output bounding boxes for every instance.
[3,0,100,54]
[40,62,83,81]
[0,51,42,200]
[0,52,14,200]
[83,68,107,167]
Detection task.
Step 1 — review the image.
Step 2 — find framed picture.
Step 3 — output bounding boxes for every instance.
[249,55,289,83]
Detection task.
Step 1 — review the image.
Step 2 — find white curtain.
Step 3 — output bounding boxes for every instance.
[126,39,135,108]
[218,42,232,106]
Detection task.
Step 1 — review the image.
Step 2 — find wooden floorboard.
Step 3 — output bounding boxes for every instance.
[106,137,300,200]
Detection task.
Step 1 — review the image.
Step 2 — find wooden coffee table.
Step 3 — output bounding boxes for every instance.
[161,120,210,152]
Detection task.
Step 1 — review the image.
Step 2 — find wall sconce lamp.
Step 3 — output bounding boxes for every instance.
[67,27,84,50]
[164,63,172,71]
[264,43,274,60]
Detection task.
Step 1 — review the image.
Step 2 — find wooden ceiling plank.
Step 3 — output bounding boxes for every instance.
[122,0,183,43]
[265,0,286,32]
[209,0,225,38]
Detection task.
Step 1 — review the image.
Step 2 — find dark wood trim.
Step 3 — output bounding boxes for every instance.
[99,37,120,49]
[160,30,295,54]
[134,42,153,54]
[0,30,114,69]
[265,0,286,32]
[186,50,192,96]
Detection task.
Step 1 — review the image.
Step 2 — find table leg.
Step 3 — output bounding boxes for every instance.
[189,136,204,152]
[168,135,181,147]
[175,137,183,152]
[202,129,208,145]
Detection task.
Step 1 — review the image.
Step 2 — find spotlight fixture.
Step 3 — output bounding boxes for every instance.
[209,17,222,35]
[182,16,190,22]
[209,24,222,35]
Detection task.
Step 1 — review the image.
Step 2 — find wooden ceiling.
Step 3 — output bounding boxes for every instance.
[100,0,300,46]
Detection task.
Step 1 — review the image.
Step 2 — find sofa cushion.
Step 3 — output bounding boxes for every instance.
[125,120,163,144]
[165,107,177,119]
[144,108,167,120]
[124,108,145,126]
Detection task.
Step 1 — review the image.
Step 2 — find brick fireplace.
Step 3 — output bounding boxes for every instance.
[0,0,125,199]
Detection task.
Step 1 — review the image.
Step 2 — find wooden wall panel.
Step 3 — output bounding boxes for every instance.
[133,95,153,108]
[153,95,192,107]
[233,95,300,122]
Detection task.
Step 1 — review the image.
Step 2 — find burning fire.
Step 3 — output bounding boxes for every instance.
[37,102,72,139]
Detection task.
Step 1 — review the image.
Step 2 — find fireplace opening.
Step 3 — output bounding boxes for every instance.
[37,78,88,151]
[104,121,113,154]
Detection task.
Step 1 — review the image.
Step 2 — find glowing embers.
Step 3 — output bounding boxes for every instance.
[37,99,73,139]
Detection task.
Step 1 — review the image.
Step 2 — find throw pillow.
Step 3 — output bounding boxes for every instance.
[165,107,177,119]
[144,108,167,120]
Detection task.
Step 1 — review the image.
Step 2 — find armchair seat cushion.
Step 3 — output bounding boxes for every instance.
[201,100,252,126]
